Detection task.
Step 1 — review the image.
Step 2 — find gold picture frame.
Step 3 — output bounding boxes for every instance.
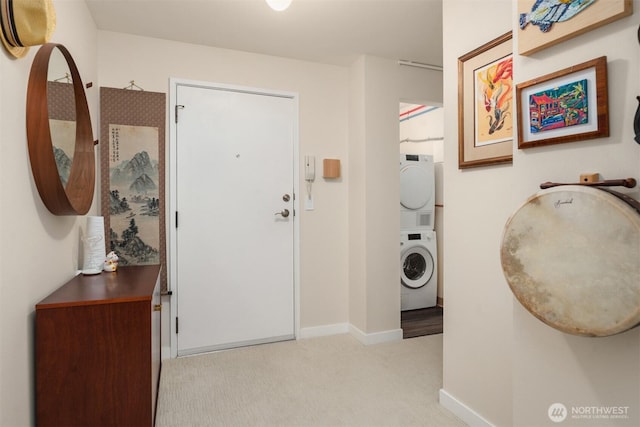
[516,56,609,149]
[518,0,632,56]
[458,31,513,169]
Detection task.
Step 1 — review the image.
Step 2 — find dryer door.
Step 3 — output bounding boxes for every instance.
[401,246,435,289]
[400,164,433,210]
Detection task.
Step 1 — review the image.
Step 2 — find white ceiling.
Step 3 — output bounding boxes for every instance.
[85,0,443,67]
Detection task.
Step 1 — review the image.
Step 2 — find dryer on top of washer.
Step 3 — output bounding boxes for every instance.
[400,154,435,231]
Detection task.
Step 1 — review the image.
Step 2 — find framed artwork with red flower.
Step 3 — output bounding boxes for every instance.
[458,31,513,169]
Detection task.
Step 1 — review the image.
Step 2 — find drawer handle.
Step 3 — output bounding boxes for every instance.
[154,304,162,312]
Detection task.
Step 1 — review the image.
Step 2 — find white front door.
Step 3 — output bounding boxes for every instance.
[172,81,297,356]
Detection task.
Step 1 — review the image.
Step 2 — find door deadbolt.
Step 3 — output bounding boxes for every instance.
[275,209,290,218]
[283,194,291,202]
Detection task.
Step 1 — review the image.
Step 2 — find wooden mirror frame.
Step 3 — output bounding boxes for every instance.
[27,43,95,215]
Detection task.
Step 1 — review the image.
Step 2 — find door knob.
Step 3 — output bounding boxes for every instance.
[275,209,290,218]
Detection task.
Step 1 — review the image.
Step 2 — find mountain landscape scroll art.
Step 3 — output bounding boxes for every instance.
[108,124,160,267]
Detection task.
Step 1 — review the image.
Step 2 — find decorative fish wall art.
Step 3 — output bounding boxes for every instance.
[520,0,596,33]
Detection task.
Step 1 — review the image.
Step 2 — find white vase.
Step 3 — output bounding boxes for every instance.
[82,216,105,275]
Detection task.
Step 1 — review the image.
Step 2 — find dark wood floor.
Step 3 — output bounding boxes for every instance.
[401,306,443,339]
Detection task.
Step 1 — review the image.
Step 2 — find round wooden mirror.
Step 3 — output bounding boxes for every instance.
[27,43,95,215]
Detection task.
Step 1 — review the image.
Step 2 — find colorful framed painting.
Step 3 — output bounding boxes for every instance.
[516,56,608,149]
[458,31,513,169]
[518,0,632,55]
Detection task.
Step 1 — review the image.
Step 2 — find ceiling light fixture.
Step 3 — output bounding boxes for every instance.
[265,0,292,11]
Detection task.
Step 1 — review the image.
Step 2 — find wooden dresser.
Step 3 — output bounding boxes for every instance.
[35,264,162,427]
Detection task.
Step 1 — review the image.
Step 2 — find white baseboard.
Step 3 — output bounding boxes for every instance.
[348,324,403,345]
[299,323,402,345]
[167,323,402,358]
[162,345,172,361]
[298,323,349,339]
[439,388,494,427]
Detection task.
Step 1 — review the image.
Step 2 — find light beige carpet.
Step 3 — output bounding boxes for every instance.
[156,333,466,427]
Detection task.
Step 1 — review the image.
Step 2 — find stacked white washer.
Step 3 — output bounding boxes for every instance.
[400,154,438,311]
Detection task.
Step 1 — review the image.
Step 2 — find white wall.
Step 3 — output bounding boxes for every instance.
[0,2,98,425]
[442,1,640,426]
[348,56,367,331]
[96,31,444,345]
[348,56,443,341]
[399,105,444,161]
[96,31,351,337]
[362,56,402,334]
[348,55,403,338]
[511,1,640,425]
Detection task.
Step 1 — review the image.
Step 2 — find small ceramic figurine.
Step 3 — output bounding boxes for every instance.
[103,251,119,272]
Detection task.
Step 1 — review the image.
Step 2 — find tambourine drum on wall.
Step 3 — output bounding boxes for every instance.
[500,186,640,337]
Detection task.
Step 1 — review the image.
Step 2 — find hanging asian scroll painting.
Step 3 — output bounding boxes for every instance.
[100,87,167,291]
[475,55,513,147]
[108,124,160,265]
[518,0,633,55]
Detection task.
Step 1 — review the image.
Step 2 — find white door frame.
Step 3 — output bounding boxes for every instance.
[167,77,300,358]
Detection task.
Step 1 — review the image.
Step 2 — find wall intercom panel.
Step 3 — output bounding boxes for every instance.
[305,155,315,181]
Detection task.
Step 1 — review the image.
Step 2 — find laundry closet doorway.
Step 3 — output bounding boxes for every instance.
[399,102,445,337]
[169,79,299,356]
